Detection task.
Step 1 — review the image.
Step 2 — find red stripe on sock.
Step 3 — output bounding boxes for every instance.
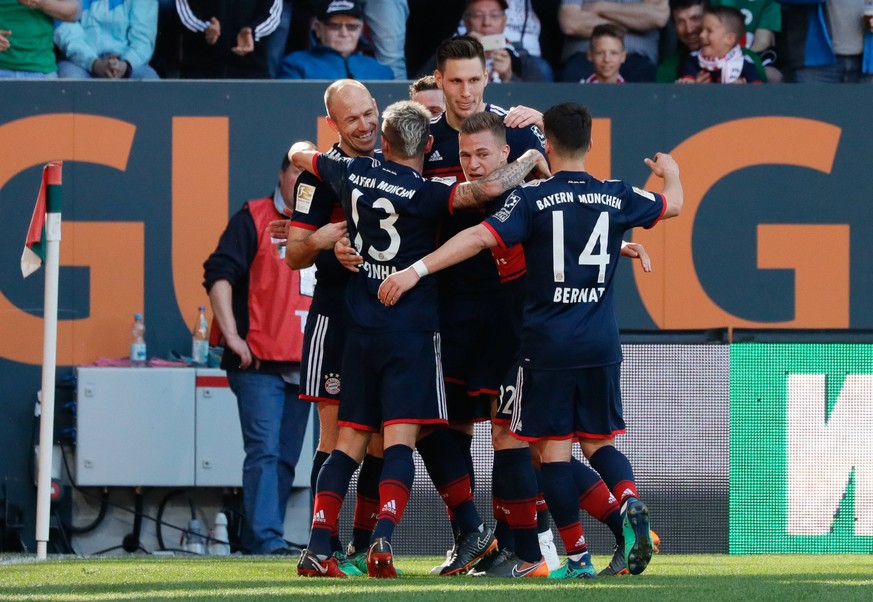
[557,522,587,555]
[579,480,620,523]
[377,479,411,525]
[353,494,379,532]
[438,474,473,510]
[496,496,538,530]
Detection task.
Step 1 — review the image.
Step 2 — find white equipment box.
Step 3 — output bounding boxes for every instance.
[76,367,196,486]
[76,367,313,488]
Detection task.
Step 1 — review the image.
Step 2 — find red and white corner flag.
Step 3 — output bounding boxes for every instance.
[24,162,63,560]
[21,162,63,278]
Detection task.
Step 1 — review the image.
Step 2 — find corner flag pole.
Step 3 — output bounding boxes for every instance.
[23,162,63,560]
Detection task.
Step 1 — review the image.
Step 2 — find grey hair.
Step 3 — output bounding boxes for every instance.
[381,100,431,159]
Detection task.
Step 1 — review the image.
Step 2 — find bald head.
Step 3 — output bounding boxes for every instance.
[322,79,379,157]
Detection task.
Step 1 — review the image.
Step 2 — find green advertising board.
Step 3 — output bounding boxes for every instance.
[730,343,873,553]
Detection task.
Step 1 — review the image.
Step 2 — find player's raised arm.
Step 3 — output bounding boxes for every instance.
[452,149,549,210]
[644,152,683,219]
[290,149,320,175]
[378,223,498,306]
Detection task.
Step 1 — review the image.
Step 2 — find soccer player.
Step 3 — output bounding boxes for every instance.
[379,102,683,578]
[283,79,385,575]
[294,100,548,578]
[420,35,634,577]
[408,75,445,117]
[416,35,549,576]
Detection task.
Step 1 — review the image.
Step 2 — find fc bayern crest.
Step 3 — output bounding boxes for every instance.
[324,374,341,395]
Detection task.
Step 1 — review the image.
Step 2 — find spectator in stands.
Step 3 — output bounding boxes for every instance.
[780,0,873,83]
[658,0,766,82]
[176,0,283,79]
[362,0,408,79]
[581,22,626,82]
[409,75,445,116]
[559,0,668,82]
[0,0,80,79]
[417,0,550,82]
[278,0,393,80]
[54,0,159,80]
[264,0,293,78]
[456,0,556,80]
[405,0,466,77]
[710,0,781,82]
[679,4,762,83]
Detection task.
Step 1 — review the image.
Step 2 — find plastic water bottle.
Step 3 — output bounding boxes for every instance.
[208,512,231,556]
[130,313,146,367]
[191,306,209,366]
[185,519,206,555]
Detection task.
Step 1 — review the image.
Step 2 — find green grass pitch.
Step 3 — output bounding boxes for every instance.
[2,554,872,601]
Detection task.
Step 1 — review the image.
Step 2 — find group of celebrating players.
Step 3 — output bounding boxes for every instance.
[282,35,683,579]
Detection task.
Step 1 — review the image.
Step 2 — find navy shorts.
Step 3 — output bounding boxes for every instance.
[338,329,448,432]
[507,363,626,441]
[440,278,524,422]
[299,287,346,405]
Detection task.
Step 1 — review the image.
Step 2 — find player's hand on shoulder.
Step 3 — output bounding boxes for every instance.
[312,221,348,250]
[334,236,362,272]
[504,105,544,130]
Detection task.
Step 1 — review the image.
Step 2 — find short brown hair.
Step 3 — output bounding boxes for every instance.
[458,111,506,146]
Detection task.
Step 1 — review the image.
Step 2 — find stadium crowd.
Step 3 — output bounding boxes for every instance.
[2,0,873,83]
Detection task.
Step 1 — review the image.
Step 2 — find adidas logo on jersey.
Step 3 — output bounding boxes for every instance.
[428,150,443,162]
[313,509,326,523]
[381,500,397,515]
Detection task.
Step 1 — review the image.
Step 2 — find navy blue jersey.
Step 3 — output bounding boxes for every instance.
[314,152,457,332]
[483,171,666,369]
[289,144,350,289]
[290,145,384,289]
[424,104,545,292]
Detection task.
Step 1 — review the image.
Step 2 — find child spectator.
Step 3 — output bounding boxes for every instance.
[278,0,393,80]
[582,23,626,83]
[54,0,160,80]
[679,5,762,83]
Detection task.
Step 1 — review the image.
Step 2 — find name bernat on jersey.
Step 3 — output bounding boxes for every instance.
[536,192,622,211]
[553,286,605,304]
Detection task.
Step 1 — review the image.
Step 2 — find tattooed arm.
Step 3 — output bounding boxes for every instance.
[451,149,549,210]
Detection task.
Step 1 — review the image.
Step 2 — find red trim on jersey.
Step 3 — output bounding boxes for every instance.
[482,221,508,249]
[383,417,449,427]
[575,428,626,440]
[427,166,465,176]
[646,193,668,229]
[444,376,466,386]
[509,431,576,443]
[492,417,510,426]
[196,376,228,388]
[337,420,380,432]
[448,416,490,425]
[468,387,498,396]
[289,220,318,231]
[300,394,340,405]
[311,153,322,180]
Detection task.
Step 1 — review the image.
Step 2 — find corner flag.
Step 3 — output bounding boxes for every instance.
[21,162,63,278]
